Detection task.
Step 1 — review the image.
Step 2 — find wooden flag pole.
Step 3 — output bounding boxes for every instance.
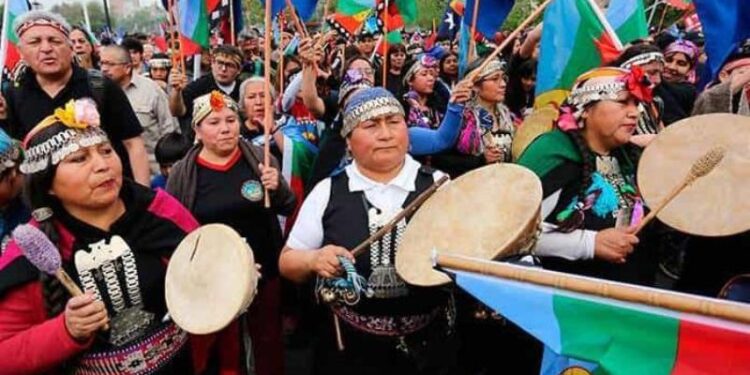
[468,0,481,62]
[657,2,670,32]
[278,11,286,97]
[435,253,750,325]
[464,0,551,83]
[168,0,186,74]
[229,0,236,45]
[322,0,332,31]
[263,0,273,208]
[382,0,389,87]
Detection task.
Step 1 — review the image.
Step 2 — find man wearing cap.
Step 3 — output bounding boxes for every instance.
[168,44,244,139]
[101,45,179,176]
[280,87,457,374]
[0,10,151,186]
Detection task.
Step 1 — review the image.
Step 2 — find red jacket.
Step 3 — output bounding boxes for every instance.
[0,188,243,374]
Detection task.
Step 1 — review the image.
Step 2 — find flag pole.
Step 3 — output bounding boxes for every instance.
[585,0,623,50]
[435,252,750,326]
[167,0,186,74]
[0,0,11,85]
[321,0,332,31]
[263,0,274,208]
[229,0,236,46]
[382,0,389,87]
[279,12,286,99]
[657,3,670,33]
[464,0,551,83]
[468,0,480,62]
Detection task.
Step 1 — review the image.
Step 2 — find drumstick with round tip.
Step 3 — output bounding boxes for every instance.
[634,146,726,235]
[12,224,109,329]
[350,175,450,258]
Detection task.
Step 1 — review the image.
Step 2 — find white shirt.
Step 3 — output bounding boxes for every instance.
[286,155,444,251]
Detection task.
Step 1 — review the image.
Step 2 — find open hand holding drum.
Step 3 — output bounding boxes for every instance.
[165,224,260,335]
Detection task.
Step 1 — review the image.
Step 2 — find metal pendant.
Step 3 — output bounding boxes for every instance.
[108,306,155,347]
[368,265,408,299]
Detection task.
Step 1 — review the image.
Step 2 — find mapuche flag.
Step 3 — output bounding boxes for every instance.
[0,0,31,78]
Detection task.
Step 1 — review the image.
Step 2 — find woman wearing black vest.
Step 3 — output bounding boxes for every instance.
[280,87,456,375]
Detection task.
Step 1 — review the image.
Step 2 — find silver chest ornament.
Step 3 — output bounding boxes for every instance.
[366,207,409,299]
[75,236,154,347]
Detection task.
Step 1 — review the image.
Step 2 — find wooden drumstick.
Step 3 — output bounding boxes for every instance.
[350,175,450,258]
[634,146,726,235]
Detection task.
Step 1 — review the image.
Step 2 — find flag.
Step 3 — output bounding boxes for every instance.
[328,0,416,38]
[693,0,750,77]
[666,0,693,11]
[457,20,473,78]
[0,0,30,79]
[606,0,648,45]
[375,0,417,32]
[462,0,514,39]
[179,0,210,54]
[207,0,244,44]
[373,30,403,57]
[535,0,622,108]
[279,120,319,233]
[262,0,319,21]
[452,267,750,375]
[436,0,464,40]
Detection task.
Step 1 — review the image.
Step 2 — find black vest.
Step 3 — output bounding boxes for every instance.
[321,166,447,317]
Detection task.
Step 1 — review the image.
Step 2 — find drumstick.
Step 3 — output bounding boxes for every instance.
[350,175,450,258]
[12,225,110,330]
[634,146,726,235]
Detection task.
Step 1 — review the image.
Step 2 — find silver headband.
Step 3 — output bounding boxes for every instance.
[621,52,664,69]
[341,96,405,138]
[473,59,507,82]
[21,127,108,174]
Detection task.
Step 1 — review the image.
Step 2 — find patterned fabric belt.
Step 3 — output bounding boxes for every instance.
[73,322,188,375]
[333,304,441,337]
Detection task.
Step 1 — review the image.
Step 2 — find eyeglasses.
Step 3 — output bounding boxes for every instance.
[214,60,239,70]
[350,67,375,75]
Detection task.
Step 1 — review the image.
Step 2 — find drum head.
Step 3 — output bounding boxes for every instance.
[638,114,750,236]
[396,164,542,287]
[512,107,558,161]
[165,224,259,334]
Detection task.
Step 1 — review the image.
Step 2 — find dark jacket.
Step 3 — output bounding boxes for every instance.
[166,139,296,214]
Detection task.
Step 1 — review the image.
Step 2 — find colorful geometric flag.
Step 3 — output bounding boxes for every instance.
[535,0,622,108]
[327,0,416,39]
[178,0,210,54]
[208,0,244,44]
[0,0,30,79]
[693,0,750,77]
[606,0,648,45]
[279,120,319,233]
[461,0,514,38]
[451,267,750,375]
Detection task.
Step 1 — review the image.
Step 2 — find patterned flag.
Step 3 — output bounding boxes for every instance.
[437,0,464,40]
[0,0,30,80]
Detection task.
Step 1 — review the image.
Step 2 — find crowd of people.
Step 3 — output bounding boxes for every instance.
[0,7,748,375]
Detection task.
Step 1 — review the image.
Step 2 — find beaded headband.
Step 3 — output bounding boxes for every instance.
[342,88,405,138]
[149,58,172,69]
[403,55,438,86]
[471,59,507,83]
[192,90,241,127]
[620,52,665,69]
[15,11,71,38]
[20,99,108,174]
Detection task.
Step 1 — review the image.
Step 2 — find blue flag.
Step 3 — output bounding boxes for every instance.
[693,0,750,77]
[462,0,515,38]
[261,0,319,21]
[437,3,462,40]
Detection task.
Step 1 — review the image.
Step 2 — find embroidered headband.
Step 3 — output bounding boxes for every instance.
[471,59,507,83]
[557,67,652,132]
[192,90,241,127]
[620,52,665,69]
[20,99,108,174]
[342,87,405,138]
[149,58,172,69]
[14,10,71,39]
[403,55,438,86]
